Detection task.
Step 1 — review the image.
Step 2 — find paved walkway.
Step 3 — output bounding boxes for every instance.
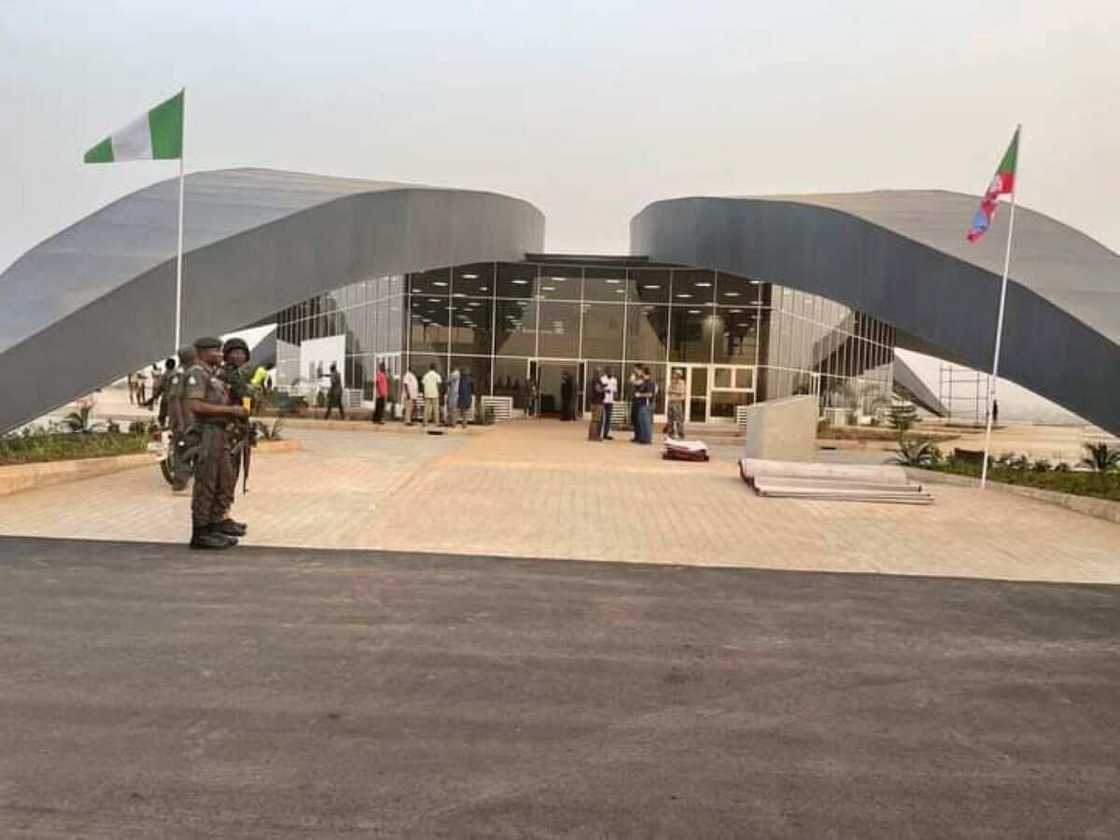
[0,420,1116,583]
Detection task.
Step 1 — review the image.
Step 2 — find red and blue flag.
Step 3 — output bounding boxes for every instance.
[967,128,1020,243]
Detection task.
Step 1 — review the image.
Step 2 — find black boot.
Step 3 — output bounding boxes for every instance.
[190,528,231,550]
[209,524,239,545]
[217,518,247,537]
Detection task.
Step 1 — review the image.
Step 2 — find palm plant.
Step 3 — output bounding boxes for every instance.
[62,404,105,434]
[252,418,285,441]
[1079,442,1120,473]
[889,438,941,467]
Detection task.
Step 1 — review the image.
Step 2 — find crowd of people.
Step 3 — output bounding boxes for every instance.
[584,364,687,444]
[398,363,476,429]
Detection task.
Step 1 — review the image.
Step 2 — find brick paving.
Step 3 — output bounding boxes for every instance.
[0,420,1116,583]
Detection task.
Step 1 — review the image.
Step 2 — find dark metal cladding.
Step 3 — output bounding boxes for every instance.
[631,191,1120,435]
[0,168,544,432]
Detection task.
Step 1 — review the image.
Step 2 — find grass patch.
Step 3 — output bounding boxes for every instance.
[923,461,1120,502]
[0,431,149,466]
[818,427,958,443]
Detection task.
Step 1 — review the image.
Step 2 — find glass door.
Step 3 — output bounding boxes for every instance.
[708,365,755,421]
[686,365,708,423]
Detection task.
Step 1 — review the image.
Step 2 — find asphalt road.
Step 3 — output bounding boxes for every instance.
[1,537,1118,838]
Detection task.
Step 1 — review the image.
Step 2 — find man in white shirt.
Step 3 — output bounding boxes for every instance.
[421,363,443,428]
[600,368,618,440]
[400,367,419,426]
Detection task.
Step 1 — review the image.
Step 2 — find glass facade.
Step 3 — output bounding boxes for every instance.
[274,259,895,421]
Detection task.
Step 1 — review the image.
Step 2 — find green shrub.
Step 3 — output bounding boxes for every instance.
[922,457,1120,502]
[0,429,148,465]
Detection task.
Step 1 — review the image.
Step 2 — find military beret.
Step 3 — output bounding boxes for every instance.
[192,336,223,350]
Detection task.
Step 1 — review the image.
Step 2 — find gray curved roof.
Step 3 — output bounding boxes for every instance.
[0,168,544,432]
[631,191,1120,435]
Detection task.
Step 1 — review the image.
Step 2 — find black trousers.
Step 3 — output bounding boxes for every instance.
[373,397,385,423]
[325,395,345,419]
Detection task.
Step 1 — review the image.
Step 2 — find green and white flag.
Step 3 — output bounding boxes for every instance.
[84,90,184,163]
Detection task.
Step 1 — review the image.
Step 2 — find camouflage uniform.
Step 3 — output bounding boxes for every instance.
[184,361,236,534]
[218,360,254,515]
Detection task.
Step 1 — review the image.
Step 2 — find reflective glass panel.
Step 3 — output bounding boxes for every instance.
[494,298,537,356]
[410,268,451,298]
[538,270,581,301]
[628,269,670,304]
[584,267,628,302]
[454,263,495,298]
[537,301,580,358]
[497,263,537,298]
[409,297,450,355]
[450,297,493,355]
[625,304,669,362]
[580,303,624,360]
[672,269,716,304]
[669,307,712,363]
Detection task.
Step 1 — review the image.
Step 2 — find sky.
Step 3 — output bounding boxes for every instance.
[2,0,1117,421]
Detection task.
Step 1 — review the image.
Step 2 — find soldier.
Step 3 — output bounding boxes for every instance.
[184,336,248,550]
[220,337,256,496]
[166,346,196,491]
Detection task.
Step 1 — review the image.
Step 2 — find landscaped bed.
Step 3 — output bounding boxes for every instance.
[919,461,1120,503]
[818,426,959,443]
[0,431,149,466]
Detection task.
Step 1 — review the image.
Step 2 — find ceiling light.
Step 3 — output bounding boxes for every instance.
[724,292,740,298]
[551,276,566,282]
[615,289,625,294]
[461,273,478,280]
[433,281,448,287]
[606,279,621,284]
[643,284,660,289]
[428,298,440,303]
[542,286,555,291]
[689,309,701,314]
[750,280,762,285]
[677,293,692,299]
[512,279,529,285]
[696,281,712,287]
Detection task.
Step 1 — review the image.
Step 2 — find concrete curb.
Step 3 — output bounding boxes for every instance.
[277,417,496,435]
[905,467,1120,525]
[0,438,300,497]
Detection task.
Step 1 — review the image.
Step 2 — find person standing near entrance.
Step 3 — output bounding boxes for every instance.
[587,366,605,441]
[422,363,442,427]
[628,364,643,440]
[633,366,656,444]
[401,367,419,425]
[457,369,474,427]
[667,368,686,439]
[601,367,617,440]
[560,372,576,421]
[324,363,345,419]
[372,362,389,424]
[446,365,461,427]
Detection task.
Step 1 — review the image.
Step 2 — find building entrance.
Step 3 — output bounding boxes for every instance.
[671,364,755,423]
[532,360,581,420]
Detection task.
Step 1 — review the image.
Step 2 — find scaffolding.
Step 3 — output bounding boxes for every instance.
[938,364,990,427]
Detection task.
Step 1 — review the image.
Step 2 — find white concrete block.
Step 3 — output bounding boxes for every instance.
[743,395,817,462]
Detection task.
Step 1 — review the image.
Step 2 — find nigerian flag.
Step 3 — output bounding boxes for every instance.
[84,90,184,163]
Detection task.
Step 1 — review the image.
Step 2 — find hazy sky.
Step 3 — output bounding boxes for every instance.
[3,0,1118,268]
[2,1,1117,421]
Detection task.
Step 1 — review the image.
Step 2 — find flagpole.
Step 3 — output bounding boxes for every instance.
[173,153,185,354]
[980,127,1020,489]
